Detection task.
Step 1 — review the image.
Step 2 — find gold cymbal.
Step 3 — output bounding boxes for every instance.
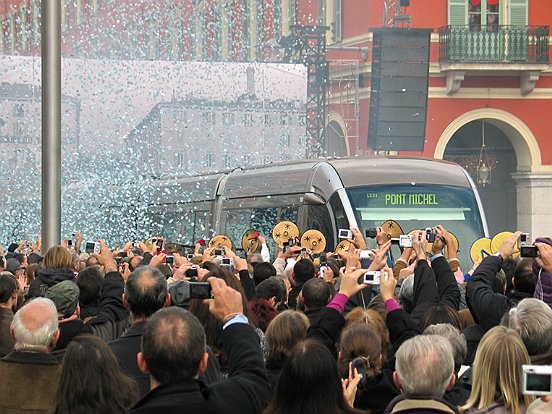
[145,236,164,251]
[470,237,492,264]
[301,230,326,254]
[209,234,233,251]
[381,220,404,239]
[272,221,300,244]
[242,229,261,256]
[335,240,355,254]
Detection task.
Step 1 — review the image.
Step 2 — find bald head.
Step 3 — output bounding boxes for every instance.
[125,266,168,318]
[12,297,59,352]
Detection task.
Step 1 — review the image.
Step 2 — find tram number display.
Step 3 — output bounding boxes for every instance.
[367,193,439,206]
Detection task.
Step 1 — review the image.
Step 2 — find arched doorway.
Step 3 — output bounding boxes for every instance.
[435,109,541,236]
[324,120,348,157]
[444,119,517,235]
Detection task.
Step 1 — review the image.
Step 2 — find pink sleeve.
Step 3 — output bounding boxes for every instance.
[326,293,349,314]
[385,298,401,313]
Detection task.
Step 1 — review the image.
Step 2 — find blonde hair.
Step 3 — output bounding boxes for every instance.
[461,326,535,414]
[345,307,390,359]
[43,246,72,269]
[266,311,309,364]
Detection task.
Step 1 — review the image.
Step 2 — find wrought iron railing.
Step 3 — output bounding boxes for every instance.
[439,25,549,63]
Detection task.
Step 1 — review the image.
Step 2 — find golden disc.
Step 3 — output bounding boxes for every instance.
[470,237,492,264]
[208,234,233,251]
[242,229,261,256]
[381,220,404,239]
[490,232,514,254]
[301,230,326,254]
[272,221,300,244]
[335,240,355,254]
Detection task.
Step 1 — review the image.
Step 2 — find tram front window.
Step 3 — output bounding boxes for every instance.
[347,184,485,269]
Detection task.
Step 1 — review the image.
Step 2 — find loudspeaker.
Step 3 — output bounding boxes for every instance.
[368,28,431,152]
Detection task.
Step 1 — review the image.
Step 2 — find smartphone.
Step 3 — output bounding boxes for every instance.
[67,239,73,247]
[339,229,353,240]
[189,282,212,299]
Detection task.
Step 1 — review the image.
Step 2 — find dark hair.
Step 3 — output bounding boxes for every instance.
[265,339,362,414]
[253,262,277,285]
[76,266,103,307]
[293,259,315,285]
[56,335,138,414]
[0,272,17,303]
[256,277,286,304]
[301,278,331,309]
[24,263,39,286]
[513,259,536,295]
[189,267,255,372]
[248,299,278,332]
[141,307,206,384]
[339,323,383,380]
[125,266,167,318]
[156,264,172,279]
[420,305,463,332]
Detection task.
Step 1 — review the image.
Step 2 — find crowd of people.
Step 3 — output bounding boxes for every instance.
[0,225,551,414]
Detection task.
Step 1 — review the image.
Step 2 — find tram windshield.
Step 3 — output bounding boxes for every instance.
[347,184,485,268]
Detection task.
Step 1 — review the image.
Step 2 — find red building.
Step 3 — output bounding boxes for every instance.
[313,0,552,237]
[0,0,550,235]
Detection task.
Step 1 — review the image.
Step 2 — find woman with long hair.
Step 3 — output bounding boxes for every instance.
[461,325,535,414]
[338,322,399,413]
[56,335,138,413]
[265,339,363,414]
[265,310,310,390]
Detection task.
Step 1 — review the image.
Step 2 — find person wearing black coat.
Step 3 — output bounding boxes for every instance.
[128,278,270,414]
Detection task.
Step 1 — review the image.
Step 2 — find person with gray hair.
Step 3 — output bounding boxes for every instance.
[423,323,471,406]
[502,298,552,364]
[385,334,460,414]
[0,297,62,413]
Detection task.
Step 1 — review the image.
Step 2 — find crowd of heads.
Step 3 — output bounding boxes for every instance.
[0,226,551,413]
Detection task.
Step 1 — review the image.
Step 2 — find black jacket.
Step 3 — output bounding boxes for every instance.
[411,258,461,327]
[466,255,522,332]
[109,320,221,397]
[128,323,270,414]
[27,267,75,298]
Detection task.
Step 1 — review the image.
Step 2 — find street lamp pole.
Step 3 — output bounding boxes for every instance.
[41,0,62,251]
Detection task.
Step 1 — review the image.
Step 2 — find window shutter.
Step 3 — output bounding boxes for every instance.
[509,0,528,26]
[448,0,467,26]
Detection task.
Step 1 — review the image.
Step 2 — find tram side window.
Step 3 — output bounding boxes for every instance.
[304,205,335,251]
[329,192,349,231]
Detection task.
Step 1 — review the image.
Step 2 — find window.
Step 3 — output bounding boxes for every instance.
[205,153,214,167]
[332,0,342,42]
[202,111,215,124]
[279,133,290,147]
[224,154,232,168]
[222,112,235,125]
[279,113,288,125]
[318,0,326,25]
[244,112,253,126]
[262,114,272,126]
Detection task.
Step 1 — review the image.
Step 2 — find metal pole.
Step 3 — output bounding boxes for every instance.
[41,0,62,251]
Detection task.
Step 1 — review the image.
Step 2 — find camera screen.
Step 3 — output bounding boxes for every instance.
[189,282,212,299]
[85,242,95,251]
[339,229,351,238]
[520,246,538,258]
[221,258,231,265]
[526,373,552,392]
[166,256,174,264]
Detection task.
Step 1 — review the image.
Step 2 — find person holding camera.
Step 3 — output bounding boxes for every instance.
[129,277,271,414]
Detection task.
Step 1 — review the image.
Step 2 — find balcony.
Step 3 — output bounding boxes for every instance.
[438,25,550,95]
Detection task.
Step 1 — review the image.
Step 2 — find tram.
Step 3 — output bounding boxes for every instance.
[142,156,488,267]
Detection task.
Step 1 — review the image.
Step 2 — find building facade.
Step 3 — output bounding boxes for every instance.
[313,0,552,237]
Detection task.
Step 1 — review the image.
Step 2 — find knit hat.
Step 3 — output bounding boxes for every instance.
[5,258,23,274]
[45,280,80,318]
